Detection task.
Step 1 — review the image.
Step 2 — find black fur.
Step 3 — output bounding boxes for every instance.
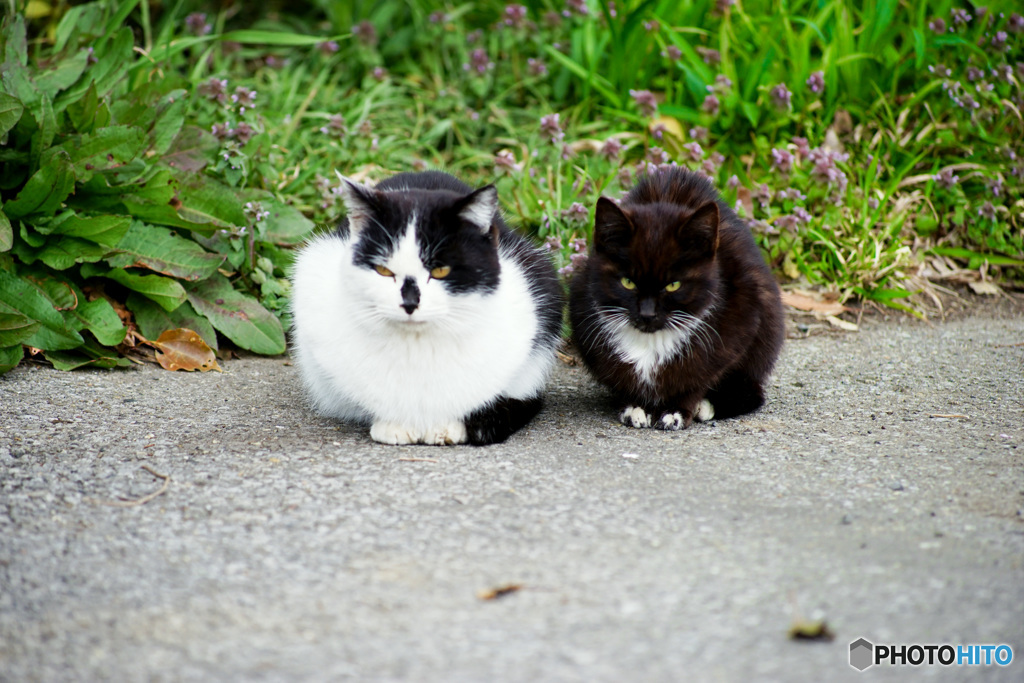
[464,396,545,446]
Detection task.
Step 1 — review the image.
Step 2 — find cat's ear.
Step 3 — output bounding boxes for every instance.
[455,185,499,235]
[681,201,720,255]
[593,197,632,253]
[334,172,379,236]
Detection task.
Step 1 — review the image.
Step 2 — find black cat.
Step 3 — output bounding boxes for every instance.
[570,167,784,430]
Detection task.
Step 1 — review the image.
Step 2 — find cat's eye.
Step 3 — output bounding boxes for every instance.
[665,281,681,292]
[374,265,394,277]
[430,265,452,279]
[620,277,636,290]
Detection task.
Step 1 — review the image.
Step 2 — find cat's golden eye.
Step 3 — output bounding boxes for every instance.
[374,265,394,277]
[430,265,452,279]
[665,281,681,292]
[620,277,636,290]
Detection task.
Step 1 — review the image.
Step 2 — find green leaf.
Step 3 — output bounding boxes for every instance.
[68,297,126,347]
[127,293,217,350]
[36,236,111,270]
[219,29,348,46]
[240,191,314,245]
[0,209,11,252]
[150,90,187,155]
[120,170,244,233]
[0,268,84,350]
[66,81,99,133]
[160,125,217,173]
[0,91,25,140]
[105,268,186,312]
[0,312,40,347]
[2,149,75,219]
[59,125,147,180]
[39,212,131,246]
[35,49,89,98]
[0,345,24,374]
[44,346,130,371]
[185,273,285,355]
[106,221,225,281]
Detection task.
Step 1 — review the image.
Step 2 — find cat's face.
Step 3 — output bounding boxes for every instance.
[590,197,720,334]
[339,179,501,327]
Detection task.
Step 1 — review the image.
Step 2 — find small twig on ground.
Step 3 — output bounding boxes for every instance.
[993,342,1024,348]
[929,414,968,419]
[90,465,170,507]
[398,457,438,463]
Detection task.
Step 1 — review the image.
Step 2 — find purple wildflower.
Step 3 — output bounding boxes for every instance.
[199,78,229,104]
[808,147,849,188]
[527,58,548,77]
[617,167,633,188]
[353,21,378,47]
[570,237,588,253]
[643,20,660,32]
[540,113,565,144]
[467,29,483,44]
[651,122,667,140]
[792,137,812,160]
[503,4,528,28]
[991,30,1008,50]
[688,126,709,143]
[988,177,1004,197]
[702,94,721,116]
[806,70,825,95]
[1010,13,1024,32]
[792,206,812,224]
[630,89,659,117]
[770,83,792,109]
[232,122,255,144]
[318,40,339,56]
[715,0,735,14]
[600,137,624,160]
[564,203,589,224]
[560,145,575,161]
[977,201,997,221]
[697,47,721,65]
[231,86,257,112]
[565,0,589,17]
[464,48,494,74]
[966,66,985,81]
[662,45,682,61]
[928,18,947,33]
[494,150,522,174]
[544,235,562,252]
[371,66,388,81]
[951,8,971,25]
[429,11,447,24]
[683,142,704,162]
[727,175,740,189]
[185,12,211,37]
[646,146,670,164]
[753,183,772,209]
[85,46,96,65]
[868,197,880,210]
[211,123,232,140]
[244,201,270,224]
[933,167,959,189]
[771,147,794,173]
[319,114,347,138]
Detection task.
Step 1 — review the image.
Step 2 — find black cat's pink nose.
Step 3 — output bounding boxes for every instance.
[401,277,420,314]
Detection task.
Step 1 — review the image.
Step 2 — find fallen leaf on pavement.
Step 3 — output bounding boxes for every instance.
[477,584,523,601]
[148,328,221,372]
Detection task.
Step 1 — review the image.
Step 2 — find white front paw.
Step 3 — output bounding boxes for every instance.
[694,399,715,423]
[658,412,685,431]
[370,422,419,445]
[423,420,467,446]
[619,406,652,429]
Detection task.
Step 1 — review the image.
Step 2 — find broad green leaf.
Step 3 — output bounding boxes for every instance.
[185,273,285,355]
[66,81,99,133]
[44,346,130,370]
[0,91,24,139]
[127,293,217,351]
[122,170,245,232]
[150,90,187,155]
[59,125,147,180]
[35,49,89,98]
[2,149,74,219]
[219,29,348,46]
[54,3,107,52]
[40,213,131,246]
[106,221,225,281]
[0,313,40,347]
[160,125,217,173]
[240,191,314,245]
[105,268,186,312]
[68,297,126,347]
[0,209,11,252]
[0,267,80,342]
[0,345,24,374]
[36,236,110,270]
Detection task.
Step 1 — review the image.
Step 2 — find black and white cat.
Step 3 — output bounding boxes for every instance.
[290,171,564,446]
[570,167,784,430]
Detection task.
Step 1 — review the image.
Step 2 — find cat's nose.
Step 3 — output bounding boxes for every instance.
[638,297,656,320]
[400,277,420,314]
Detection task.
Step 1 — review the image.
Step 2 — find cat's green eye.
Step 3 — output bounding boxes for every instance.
[620,277,636,290]
[374,265,394,277]
[665,281,681,292]
[430,265,452,279]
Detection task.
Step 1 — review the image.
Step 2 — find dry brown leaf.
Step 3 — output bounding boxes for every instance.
[736,186,754,218]
[968,280,1001,296]
[477,584,523,601]
[149,328,221,372]
[781,291,847,316]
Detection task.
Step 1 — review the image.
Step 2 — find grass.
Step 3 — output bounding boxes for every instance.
[0,0,1022,371]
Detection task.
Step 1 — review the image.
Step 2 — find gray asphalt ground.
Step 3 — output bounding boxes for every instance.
[1,301,1022,682]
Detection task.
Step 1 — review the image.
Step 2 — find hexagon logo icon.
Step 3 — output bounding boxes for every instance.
[850,638,874,671]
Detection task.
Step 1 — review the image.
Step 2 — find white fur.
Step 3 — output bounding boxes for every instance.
[619,406,652,428]
[291,229,554,445]
[695,398,715,422]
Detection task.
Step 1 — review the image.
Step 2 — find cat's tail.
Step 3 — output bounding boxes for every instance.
[464,396,544,446]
